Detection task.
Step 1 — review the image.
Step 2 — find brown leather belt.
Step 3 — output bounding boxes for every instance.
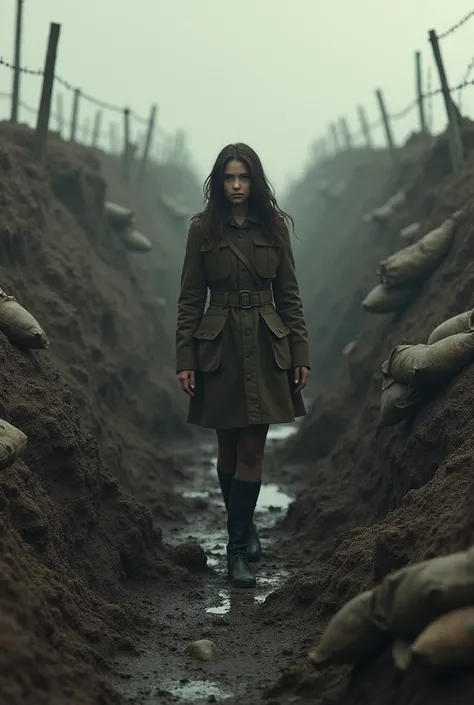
[210,289,273,309]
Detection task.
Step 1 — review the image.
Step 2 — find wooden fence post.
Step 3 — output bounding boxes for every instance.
[109,121,119,153]
[375,88,396,159]
[415,51,428,134]
[428,29,463,171]
[340,117,353,150]
[138,103,157,184]
[11,0,24,122]
[55,92,64,136]
[122,107,131,182]
[34,22,61,162]
[91,110,102,148]
[70,88,80,142]
[357,105,373,147]
[330,122,340,153]
[81,117,91,144]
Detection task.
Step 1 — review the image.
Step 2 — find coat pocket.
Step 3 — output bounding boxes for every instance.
[193,312,229,372]
[200,241,231,282]
[253,234,280,279]
[260,309,292,369]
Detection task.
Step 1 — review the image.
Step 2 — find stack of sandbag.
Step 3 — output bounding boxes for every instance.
[363,190,406,225]
[380,308,474,426]
[105,201,152,253]
[0,419,27,470]
[379,213,460,288]
[0,289,49,349]
[308,547,474,670]
[363,211,462,315]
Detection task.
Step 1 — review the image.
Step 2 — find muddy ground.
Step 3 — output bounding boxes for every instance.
[111,425,304,705]
[3,114,474,705]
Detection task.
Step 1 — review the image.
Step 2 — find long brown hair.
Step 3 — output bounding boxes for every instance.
[191,143,294,247]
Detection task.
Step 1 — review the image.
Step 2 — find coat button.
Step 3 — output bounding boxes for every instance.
[246,373,252,380]
[245,329,250,336]
[239,232,245,238]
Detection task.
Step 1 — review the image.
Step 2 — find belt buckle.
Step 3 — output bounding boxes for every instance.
[239,290,252,309]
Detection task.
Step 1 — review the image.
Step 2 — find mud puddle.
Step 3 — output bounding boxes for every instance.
[111,422,301,704]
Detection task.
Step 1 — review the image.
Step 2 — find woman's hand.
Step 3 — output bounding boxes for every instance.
[294,366,310,394]
[178,370,196,396]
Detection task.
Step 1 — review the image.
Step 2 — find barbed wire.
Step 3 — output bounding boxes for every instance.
[458,54,474,112]
[439,7,474,39]
[0,56,162,132]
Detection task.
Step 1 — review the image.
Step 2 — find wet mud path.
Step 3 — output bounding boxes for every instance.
[111,425,305,704]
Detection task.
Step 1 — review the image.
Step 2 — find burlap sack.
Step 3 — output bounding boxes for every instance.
[379,217,457,287]
[0,290,49,349]
[369,191,406,225]
[307,590,387,665]
[122,229,152,252]
[380,374,422,426]
[372,549,474,639]
[0,419,27,470]
[400,222,421,242]
[428,310,474,345]
[386,332,474,387]
[362,284,415,314]
[105,201,135,228]
[410,606,474,668]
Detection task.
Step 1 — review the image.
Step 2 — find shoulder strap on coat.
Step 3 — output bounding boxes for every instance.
[220,231,264,289]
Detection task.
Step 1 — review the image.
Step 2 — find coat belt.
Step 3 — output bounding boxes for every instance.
[210,289,273,308]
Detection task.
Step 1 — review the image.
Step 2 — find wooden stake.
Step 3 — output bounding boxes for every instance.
[330,122,340,152]
[34,22,61,162]
[91,109,102,148]
[55,92,64,136]
[357,105,373,147]
[428,29,463,171]
[340,117,353,150]
[70,88,80,142]
[11,0,24,122]
[138,103,157,183]
[122,107,131,182]
[375,88,396,158]
[415,51,428,134]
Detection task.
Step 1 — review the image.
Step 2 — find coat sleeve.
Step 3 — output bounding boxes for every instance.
[272,226,311,369]
[175,222,208,372]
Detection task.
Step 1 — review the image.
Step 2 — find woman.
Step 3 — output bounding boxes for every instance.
[176,143,310,589]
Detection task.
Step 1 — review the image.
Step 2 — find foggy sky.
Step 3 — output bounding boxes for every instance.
[1,1,474,192]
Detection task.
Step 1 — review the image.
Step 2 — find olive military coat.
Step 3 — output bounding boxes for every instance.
[175,213,310,429]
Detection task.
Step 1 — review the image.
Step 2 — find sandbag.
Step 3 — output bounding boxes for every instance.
[307,590,387,665]
[362,284,415,314]
[0,290,49,349]
[380,374,422,426]
[400,222,421,242]
[105,201,135,228]
[0,418,27,470]
[386,332,474,387]
[122,228,152,252]
[366,190,406,225]
[372,549,474,639]
[379,217,457,287]
[428,309,474,345]
[410,606,474,668]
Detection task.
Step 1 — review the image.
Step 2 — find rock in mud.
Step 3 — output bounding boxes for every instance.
[168,540,208,572]
[183,639,221,661]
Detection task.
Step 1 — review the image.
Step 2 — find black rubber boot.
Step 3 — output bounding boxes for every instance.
[227,478,261,588]
[218,467,262,562]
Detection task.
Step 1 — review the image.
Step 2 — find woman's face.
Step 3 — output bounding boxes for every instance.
[223,159,251,206]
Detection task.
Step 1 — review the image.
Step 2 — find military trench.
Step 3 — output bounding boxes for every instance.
[2,116,474,705]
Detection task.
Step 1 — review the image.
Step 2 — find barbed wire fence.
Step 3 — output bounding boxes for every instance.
[312,8,474,175]
[1,5,194,185]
